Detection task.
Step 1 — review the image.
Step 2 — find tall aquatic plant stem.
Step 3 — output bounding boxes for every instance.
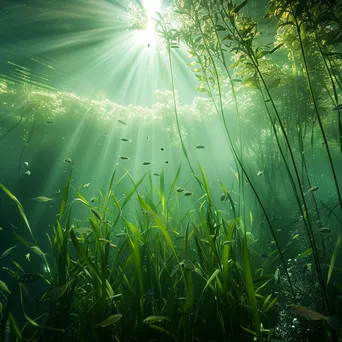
[167,46,203,191]
[293,15,342,212]
[188,10,296,300]
[223,10,330,311]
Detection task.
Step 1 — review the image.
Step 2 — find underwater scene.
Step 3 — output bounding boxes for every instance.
[0,0,342,341]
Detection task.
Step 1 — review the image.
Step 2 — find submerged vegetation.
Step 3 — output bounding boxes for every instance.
[0,0,342,341]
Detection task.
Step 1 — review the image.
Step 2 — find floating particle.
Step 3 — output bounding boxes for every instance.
[45,121,55,125]
[165,161,169,164]
[160,148,164,151]
[257,171,263,176]
[65,158,72,163]
[176,187,184,193]
[83,183,90,189]
[118,120,127,125]
[319,227,331,233]
[153,173,160,176]
[24,162,29,167]
[25,170,31,176]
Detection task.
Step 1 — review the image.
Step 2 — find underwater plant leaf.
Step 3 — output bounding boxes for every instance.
[0,183,37,244]
[59,169,72,219]
[327,236,341,285]
[233,0,248,13]
[242,235,262,341]
[297,248,312,258]
[160,169,165,216]
[197,84,207,92]
[31,245,44,256]
[24,313,39,327]
[241,325,256,336]
[12,260,24,274]
[0,280,10,294]
[167,164,181,200]
[9,313,22,339]
[148,324,179,341]
[70,229,102,284]
[264,296,278,313]
[198,162,211,205]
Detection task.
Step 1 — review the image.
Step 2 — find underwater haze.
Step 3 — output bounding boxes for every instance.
[0,0,342,341]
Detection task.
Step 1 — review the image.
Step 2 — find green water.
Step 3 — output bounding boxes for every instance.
[0,0,342,341]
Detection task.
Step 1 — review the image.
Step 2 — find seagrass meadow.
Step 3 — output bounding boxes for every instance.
[0,0,342,341]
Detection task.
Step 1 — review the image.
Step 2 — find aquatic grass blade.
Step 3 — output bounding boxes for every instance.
[0,183,37,245]
[59,169,72,219]
[242,235,262,341]
[327,236,341,285]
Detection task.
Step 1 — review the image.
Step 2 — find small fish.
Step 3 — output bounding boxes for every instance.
[257,171,263,176]
[308,186,319,193]
[1,245,16,259]
[120,156,129,160]
[142,162,151,165]
[184,191,192,196]
[143,315,170,325]
[18,273,42,284]
[54,189,61,194]
[25,170,31,176]
[65,158,72,163]
[83,183,90,189]
[260,253,269,259]
[265,99,271,103]
[288,305,339,330]
[153,173,160,177]
[90,197,96,202]
[121,138,131,142]
[146,136,150,140]
[165,160,169,164]
[176,187,184,193]
[24,162,29,167]
[319,227,331,233]
[100,314,122,327]
[25,253,30,262]
[33,196,54,202]
[220,193,228,201]
[333,104,342,111]
[180,259,196,271]
[118,120,127,125]
[195,145,205,149]
[160,148,164,151]
[45,121,54,125]
[98,238,117,248]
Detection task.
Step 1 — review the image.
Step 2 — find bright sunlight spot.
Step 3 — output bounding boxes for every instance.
[129,0,161,47]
